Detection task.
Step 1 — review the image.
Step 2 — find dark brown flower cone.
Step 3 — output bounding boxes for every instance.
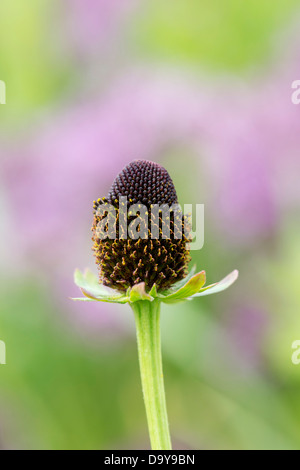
[92,160,191,292]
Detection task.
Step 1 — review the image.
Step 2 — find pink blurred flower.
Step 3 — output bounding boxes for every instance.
[64,0,135,55]
[227,306,269,373]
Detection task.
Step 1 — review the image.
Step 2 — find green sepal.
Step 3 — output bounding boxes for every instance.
[170,265,197,291]
[129,282,154,302]
[149,284,158,298]
[190,270,239,298]
[158,271,206,304]
[72,267,239,306]
[73,269,129,303]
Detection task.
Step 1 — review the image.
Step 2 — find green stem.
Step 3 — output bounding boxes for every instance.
[131,299,172,450]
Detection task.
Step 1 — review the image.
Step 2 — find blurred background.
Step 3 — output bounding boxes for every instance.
[0,0,300,450]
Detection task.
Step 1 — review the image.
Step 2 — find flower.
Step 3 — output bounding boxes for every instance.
[72,159,239,451]
[73,159,238,304]
[92,160,191,292]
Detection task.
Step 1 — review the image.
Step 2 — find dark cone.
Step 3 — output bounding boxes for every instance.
[107,160,178,206]
[92,160,191,292]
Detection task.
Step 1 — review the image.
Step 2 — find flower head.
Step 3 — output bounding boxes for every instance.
[92,160,191,292]
[73,160,238,305]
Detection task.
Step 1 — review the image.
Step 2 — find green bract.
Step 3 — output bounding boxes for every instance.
[72,267,239,305]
